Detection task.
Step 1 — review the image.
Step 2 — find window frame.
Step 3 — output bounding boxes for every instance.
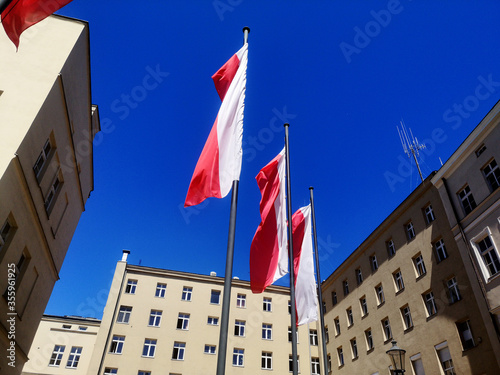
[232,348,244,367]
[125,280,137,294]
[386,239,396,258]
[181,286,192,301]
[263,297,272,312]
[406,221,416,241]
[401,305,413,330]
[155,283,166,298]
[236,293,246,308]
[413,253,427,277]
[49,345,65,366]
[148,310,162,327]
[261,351,273,370]
[177,313,190,330]
[234,320,246,337]
[350,338,358,359]
[424,203,436,224]
[117,306,132,324]
[382,318,392,342]
[365,329,374,351]
[370,254,379,272]
[393,270,405,292]
[423,291,437,317]
[109,335,125,354]
[142,339,157,358]
[447,277,462,303]
[360,296,368,317]
[309,329,318,346]
[171,341,185,360]
[482,158,500,192]
[262,323,272,340]
[457,184,477,215]
[66,346,82,369]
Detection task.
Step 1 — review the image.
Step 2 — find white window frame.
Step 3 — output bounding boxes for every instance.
[351,338,358,359]
[365,329,373,350]
[207,316,219,325]
[309,329,318,346]
[457,320,475,350]
[142,339,157,358]
[424,291,437,316]
[210,290,221,304]
[447,277,461,303]
[413,254,427,277]
[360,296,368,316]
[311,357,320,375]
[382,318,392,341]
[356,268,363,285]
[49,345,65,366]
[435,342,455,375]
[393,270,405,291]
[434,239,448,262]
[482,158,500,192]
[182,286,192,301]
[401,305,413,329]
[236,293,246,308]
[424,204,435,224]
[204,344,216,355]
[387,239,396,257]
[471,228,500,281]
[332,291,337,305]
[117,306,132,323]
[263,297,272,312]
[177,313,190,330]
[149,310,162,327]
[125,280,137,294]
[375,284,385,305]
[44,172,63,213]
[66,347,82,368]
[337,347,344,367]
[334,318,341,336]
[370,254,379,271]
[458,185,477,215]
[155,283,166,297]
[33,139,52,177]
[110,336,125,354]
[262,352,273,370]
[346,307,353,326]
[262,323,272,340]
[343,279,349,296]
[172,342,185,360]
[234,320,245,337]
[233,348,244,367]
[406,221,416,240]
[104,368,118,375]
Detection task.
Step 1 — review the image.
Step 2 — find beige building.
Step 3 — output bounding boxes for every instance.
[0,15,100,374]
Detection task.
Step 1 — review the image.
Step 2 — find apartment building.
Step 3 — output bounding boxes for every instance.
[0,15,100,374]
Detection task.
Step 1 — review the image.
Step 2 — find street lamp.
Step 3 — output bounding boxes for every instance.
[386,340,406,374]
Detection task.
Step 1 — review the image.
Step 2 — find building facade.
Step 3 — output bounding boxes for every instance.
[0,15,100,374]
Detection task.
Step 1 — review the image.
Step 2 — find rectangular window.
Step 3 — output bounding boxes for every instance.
[457,320,475,350]
[311,357,320,375]
[393,270,405,292]
[382,318,392,341]
[346,307,353,326]
[0,218,13,251]
[182,286,192,301]
[309,329,318,346]
[155,283,166,297]
[177,313,190,330]
[434,239,449,262]
[436,343,455,375]
[458,185,477,215]
[33,139,52,177]
[356,268,363,285]
[351,338,358,359]
[475,143,487,157]
[413,254,427,277]
[337,347,344,367]
[49,345,65,366]
[365,329,373,350]
[477,235,500,277]
[288,327,299,342]
[325,326,330,343]
[360,296,368,316]
[375,284,385,305]
[236,293,246,308]
[117,306,132,323]
[104,369,118,375]
[149,310,162,327]
[233,348,244,367]
[66,347,82,368]
[125,280,137,294]
[207,316,219,325]
[406,221,416,240]
[263,297,272,311]
[424,204,435,224]
[142,339,157,358]
[332,291,337,305]
[262,323,272,340]
[401,305,413,329]
[482,159,500,192]
[138,371,151,375]
[343,279,349,296]
[210,290,221,304]
[172,342,185,360]
[447,277,462,303]
[288,300,292,314]
[204,344,216,354]
[234,320,245,337]
[327,354,332,373]
[262,352,272,370]
[289,355,300,372]
[410,354,425,375]
[110,336,125,354]
[44,173,63,213]
[387,239,396,257]
[424,291,437,316]
[370,255,379,271]
[334,318,341,336]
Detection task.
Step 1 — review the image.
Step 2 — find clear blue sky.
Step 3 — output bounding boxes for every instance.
[44,1,500,319]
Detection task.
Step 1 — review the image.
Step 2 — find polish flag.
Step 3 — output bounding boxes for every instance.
[184,43,248,207]
[250,148,288,293]
[292,204,318,326]
[1,0,73,49]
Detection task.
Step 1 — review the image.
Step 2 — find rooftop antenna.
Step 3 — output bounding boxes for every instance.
[397,119,425,183]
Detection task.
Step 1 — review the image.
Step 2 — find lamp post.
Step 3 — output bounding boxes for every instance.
[386,340,406,374]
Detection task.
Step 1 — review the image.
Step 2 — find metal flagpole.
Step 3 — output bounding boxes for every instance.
[309,187,329,374]
[285,123,299,375]
[0,0,13,15]
[216,26,249,375]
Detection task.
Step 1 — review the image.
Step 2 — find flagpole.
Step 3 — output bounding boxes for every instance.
[216,27,249,375]
[309,187,329,374]
[0,0,13,14]
[285,123,299,375]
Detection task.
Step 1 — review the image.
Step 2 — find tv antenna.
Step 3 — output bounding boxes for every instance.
[397,120,426,183]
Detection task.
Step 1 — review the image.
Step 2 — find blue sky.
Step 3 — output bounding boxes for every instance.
[44,1,500,318]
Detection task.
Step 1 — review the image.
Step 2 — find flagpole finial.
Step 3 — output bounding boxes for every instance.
[309,186,314,191]
[243,27,250,44]
[284,123,290,128]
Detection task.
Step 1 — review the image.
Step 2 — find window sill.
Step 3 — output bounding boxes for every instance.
[377,301,385,309]
[403,326,414,334]
[367,348,375,355]
[395,288,405,296]
[426,313,437,322]
[415,273,426,282]
[361,313,369,320]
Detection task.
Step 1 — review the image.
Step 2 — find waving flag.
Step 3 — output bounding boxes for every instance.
[250,148,288,293]
[1,0,73,49]
[292,204,318,326]
[185,43,248,207]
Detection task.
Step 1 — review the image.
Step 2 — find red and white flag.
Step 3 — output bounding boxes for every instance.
[1,0,73,49]
[250,148,288,293]
[292,204,318,326]
[184,43,248,207]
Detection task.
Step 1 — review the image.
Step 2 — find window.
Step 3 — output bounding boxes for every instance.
[356,268,363,285]
[477,235,500,277]
[207,316,219,325]
[413,254,427,277]
[325,326,330,343]
[237,293,246,308]
[66,347,82,368]
[149,310,162,327]
[234,320,245,336]
[410,353,426,375]
[155,283,166,297]
[262,323,272,340]
[104,369,118,375]
[233,348,244,367]
[289,355,300,372]
[49,345,65,366]
[382,318,392,341]
[0,218,13,251]
[334,318,341,336]
[360,296,368,316]
[458,185,477,215]
[262,352,272,370]
[393,270,405,292]
[138,371,151,375]
[434,239,448,262]
[141,339,156,358]
[424,204,435,224]
[288,300,292,314]
[406,221,416,240]
[346,307,354,326]
[309,329,318,346]
[343,279,349,296]
[177,313,190,330]
[182,286,192,301]
[337,347,344,367]
[125,280,137,294]
[204,344,216,354]
[327,354,332,373]
[332,291,337,305]
[44,173,63,213]
[117,306,132,323]
[365,329,374,350]
[210,290,221,304]
[263,297,272,311]
[33,139,52,177]
[401,305,413,329]
[387,239,396,257]
[370,254,378,271]
[424,291,437,316]
[457,320,475,350]
[172,342,185,360]
[375,284,385,305]
[482,159,500,192]
[351,338,358,359]
[78,326,87,331]
[288,327,299,342]
[110,336,125,354]
[447,277,462,303]
[311,357,320,374]
[475,143,487,157]
[436,342,455,375]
